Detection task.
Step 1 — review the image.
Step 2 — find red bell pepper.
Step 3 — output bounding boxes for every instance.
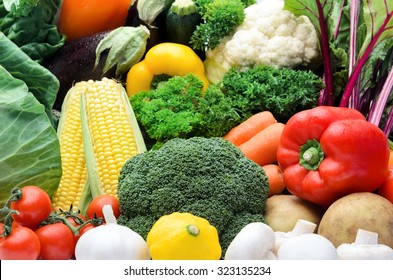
[277,106,390,207]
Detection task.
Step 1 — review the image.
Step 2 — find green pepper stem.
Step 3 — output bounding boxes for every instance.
[302,147,320,164]
[299,139,325,170]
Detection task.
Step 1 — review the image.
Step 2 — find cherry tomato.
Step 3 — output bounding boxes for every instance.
[57,0,133,41]
[86,194,120,219]
[78,223,96,239]
[0,226,41,260]
[35,223,75,260]
[10,186,53,230]
[0,221,20,233]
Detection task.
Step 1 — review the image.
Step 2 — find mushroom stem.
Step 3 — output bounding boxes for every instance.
[354,229,378,245]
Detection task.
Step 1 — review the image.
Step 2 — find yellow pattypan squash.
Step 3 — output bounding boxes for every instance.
[146,212,221,260]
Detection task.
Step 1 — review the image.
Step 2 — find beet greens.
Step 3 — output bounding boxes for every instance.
[284,0,393,137]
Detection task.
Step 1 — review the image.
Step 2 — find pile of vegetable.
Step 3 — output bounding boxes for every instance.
[116,137,269,254]
[1,0,393,261]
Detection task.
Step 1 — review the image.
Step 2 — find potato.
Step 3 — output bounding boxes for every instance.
[317,192,393,248]
[264,195,325,232]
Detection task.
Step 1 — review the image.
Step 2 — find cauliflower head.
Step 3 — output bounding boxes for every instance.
[205,0,321,83]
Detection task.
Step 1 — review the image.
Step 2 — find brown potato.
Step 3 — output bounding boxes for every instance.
[264,194,325,232]
[317,192,393,248]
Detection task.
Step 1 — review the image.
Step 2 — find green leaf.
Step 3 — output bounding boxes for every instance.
[3,0,39,16]
[0,0,65,62]
[359,0,393,56]
[284,0,336,38]
[0,32,58,123]
[0,65,61,205]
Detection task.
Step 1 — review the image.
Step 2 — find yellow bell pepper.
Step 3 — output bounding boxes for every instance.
[126,43,210,96]
[146,212,222,260]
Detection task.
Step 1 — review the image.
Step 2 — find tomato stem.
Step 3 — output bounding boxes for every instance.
[0,187,23,237]
[39,210,104,237]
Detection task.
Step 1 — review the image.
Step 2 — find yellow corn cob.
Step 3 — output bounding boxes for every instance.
[52,82,89,212]
[81,78,146,199]
[52,78,146,213]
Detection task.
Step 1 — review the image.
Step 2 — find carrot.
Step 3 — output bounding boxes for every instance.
[238,122,285,166]
[262,164,286,197]
[223,111,277,146]
[389,150,393,168]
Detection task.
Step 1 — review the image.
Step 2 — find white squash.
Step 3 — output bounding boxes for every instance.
[224,222,276,260]
[75,205,150,260]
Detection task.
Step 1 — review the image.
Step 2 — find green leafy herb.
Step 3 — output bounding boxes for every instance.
[131,65,324,147]
[190,0,246,51]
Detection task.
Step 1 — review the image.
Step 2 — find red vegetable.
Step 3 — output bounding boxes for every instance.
[0,226,41,260]
[35,223,76,260]
[86,194,120,219]
[10,186,53,230]
[277,106,390,208]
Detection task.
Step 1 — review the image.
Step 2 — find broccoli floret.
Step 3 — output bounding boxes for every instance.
[191,0,246,51]
[117,137,269,254]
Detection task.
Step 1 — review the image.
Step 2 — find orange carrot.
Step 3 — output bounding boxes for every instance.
[223,111,277,146]
[262,164,286,197]
[238,122,285,166]
[389,150,393,168]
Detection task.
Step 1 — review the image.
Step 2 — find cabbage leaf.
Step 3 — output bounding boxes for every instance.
[0,65,61,205]
[0,32,58,123]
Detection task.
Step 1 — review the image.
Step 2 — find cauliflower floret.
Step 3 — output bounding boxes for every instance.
[205,0,321,83]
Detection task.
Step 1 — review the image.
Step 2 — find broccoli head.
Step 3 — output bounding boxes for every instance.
[117,137,269,253]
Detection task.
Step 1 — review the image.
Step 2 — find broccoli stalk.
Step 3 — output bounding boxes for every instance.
[117,137,269,255]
